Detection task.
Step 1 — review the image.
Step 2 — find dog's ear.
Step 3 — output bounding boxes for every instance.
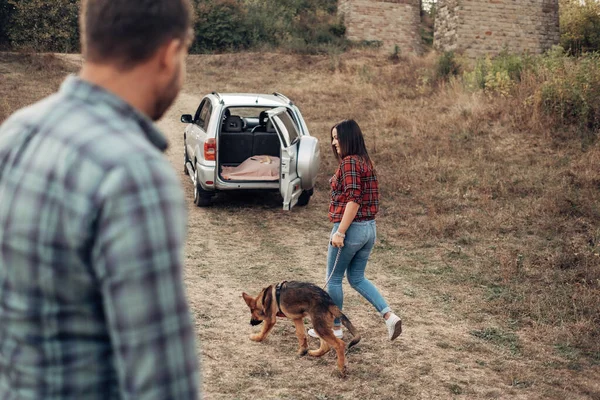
[261,285,273,313]
[242,292,255,309]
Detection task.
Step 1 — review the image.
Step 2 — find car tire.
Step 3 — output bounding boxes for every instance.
[183,143,190,175]
[297,189,313,206]
[194,170,212,207]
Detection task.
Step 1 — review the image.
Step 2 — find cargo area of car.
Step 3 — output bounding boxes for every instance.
[217,109,281,183]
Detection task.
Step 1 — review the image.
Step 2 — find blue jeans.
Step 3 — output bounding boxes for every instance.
[326,220,390,327]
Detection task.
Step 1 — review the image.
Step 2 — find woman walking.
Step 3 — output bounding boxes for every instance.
[308,119,402,341]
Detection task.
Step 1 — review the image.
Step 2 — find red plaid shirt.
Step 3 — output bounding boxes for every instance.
[329,155,379,223]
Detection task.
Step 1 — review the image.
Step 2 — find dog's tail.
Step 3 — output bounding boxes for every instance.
[331,306,361,348]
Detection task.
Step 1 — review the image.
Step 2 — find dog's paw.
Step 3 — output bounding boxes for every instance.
[297,347,308,357]
[249,334,263,342]
[335,366,348,379]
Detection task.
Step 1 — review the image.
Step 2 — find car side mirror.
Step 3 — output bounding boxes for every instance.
[181,114,193,124]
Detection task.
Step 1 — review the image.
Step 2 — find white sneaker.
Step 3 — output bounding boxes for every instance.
[307,328,343,339]
[386,314,402,341]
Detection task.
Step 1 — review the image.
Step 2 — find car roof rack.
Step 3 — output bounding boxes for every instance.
[273,92,293,106]
[211,91,225,105]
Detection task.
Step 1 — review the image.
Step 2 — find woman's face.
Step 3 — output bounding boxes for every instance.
[332,127,341,156]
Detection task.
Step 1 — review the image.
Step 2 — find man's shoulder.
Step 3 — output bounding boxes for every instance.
[1,91,62,130]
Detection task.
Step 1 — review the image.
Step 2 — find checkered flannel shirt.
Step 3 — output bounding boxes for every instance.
[0,76,199,399]
[329,155,379,223]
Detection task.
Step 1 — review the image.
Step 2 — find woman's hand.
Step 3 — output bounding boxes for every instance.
[331,233,344,248]
[331,201,358,248]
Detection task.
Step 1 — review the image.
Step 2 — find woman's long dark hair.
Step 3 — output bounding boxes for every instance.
[331,119,373,167]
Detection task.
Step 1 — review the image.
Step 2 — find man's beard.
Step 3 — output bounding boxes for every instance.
[151,67,181,121]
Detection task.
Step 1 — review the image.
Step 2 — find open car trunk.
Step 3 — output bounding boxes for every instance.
[217,114,281,184]
[214,106,318,210]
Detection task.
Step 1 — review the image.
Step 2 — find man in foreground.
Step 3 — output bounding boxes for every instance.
[0,0,200,398]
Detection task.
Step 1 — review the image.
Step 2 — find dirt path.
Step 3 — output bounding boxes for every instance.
[1,51,596,400]
[156,93,599,400]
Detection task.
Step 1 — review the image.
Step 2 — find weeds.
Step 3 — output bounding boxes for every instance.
[470,327,522,355]
[435,51,460,82]
[459,47,600,146]
[389,44,402,63]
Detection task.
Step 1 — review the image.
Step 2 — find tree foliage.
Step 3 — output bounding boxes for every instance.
[6,0,80,52]
[560,0,600,55]
[0,0,344,54]
[0,0,13,49]
[193,0,251,52]
[192,0,345,53]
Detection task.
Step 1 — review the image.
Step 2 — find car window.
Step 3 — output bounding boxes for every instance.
[201,103,212,130]
[194,100,212,130]
[228,107,272,118]
[193,100,206,124]
[272,110,300,147]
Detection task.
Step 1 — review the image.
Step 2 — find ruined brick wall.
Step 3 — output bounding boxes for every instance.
[434,0,460,51]
[339,0,423,54]
[434,0,560,58]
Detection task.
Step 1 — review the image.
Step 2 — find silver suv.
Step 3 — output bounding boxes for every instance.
[181,92,320,209]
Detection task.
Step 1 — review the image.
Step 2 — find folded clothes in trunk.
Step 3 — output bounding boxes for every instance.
[221,155,279,181]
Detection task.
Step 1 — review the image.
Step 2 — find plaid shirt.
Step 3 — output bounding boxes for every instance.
[0,76,199,399]
[329,155,379,222]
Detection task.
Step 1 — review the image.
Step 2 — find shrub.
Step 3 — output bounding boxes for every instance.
[193,0,251,52]
[460,47,599,143]
[6,0,80,53]
[435,51,460,82]
[420,7,435,48]
[534,49,600,142]
[463,51,528,95]
[0,0,13,49]
[191,0,346,54]
[560,0,600,55]
[281,0,347,54]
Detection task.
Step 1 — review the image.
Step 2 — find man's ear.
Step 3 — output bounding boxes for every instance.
[242,292,254,308]
[156,38,183,75]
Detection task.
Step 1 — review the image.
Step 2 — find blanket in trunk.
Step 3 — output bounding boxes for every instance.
[221,155,279,181]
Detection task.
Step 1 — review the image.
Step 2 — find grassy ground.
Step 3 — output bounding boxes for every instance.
[1,50,599,399]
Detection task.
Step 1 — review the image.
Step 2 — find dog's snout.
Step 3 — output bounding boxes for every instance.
[250,319,263,326]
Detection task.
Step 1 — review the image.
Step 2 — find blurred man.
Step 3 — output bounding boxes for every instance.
[0,0,199,398]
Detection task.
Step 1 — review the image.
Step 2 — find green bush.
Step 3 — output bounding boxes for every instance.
[460,47,599,142]
[6,0,80,53]
[463,51,529,94]
[192,0,346,54]
[0,0,346,54]
[193,0,251,52]
[0,0,13,49]
[435,51,460,82]
[560,0,600,55]
[243,0,292,48]
[535,49,600,139]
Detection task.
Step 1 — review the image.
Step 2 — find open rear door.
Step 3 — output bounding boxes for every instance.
[267,107,303,210]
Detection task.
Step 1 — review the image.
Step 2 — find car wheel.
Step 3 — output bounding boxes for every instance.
[194,171,212,207]
[183,143,190,175]
[297,189,313,206]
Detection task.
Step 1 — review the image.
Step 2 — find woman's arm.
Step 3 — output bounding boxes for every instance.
[331,201,359,247]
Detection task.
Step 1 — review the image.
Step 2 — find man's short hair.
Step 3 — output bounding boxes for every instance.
[80,0,193,69]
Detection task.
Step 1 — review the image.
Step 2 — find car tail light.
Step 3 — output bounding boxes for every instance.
[204,138,216,161]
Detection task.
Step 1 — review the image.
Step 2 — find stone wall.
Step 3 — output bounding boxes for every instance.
[339,0,423,54]
[434,0,560,58]
[434,0,460,52]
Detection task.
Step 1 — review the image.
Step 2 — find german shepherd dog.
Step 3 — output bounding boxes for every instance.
[242,281,361,376]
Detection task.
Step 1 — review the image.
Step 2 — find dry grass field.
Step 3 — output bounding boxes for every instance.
[1,51,599,399]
